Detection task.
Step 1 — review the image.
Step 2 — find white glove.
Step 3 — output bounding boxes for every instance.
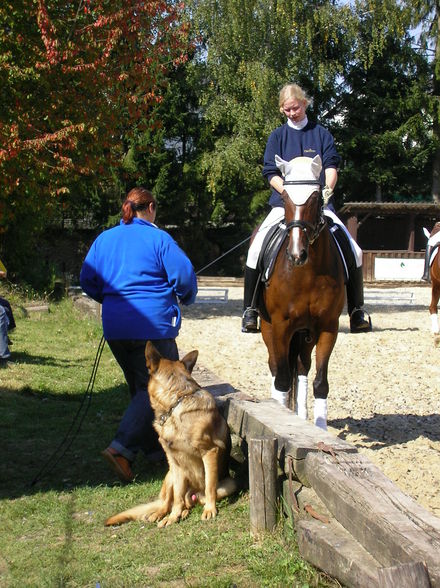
[322,185,333,204]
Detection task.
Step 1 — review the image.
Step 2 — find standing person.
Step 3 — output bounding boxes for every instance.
[241,83,372,335]
[80,187,198,482]
[0,261,16,368]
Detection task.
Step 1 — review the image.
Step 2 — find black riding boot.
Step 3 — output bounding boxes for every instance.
[241,266,260,333]
[347,265,372,333]
[421,245,434,282]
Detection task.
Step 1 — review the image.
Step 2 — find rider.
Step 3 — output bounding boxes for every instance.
[241,83,372,334]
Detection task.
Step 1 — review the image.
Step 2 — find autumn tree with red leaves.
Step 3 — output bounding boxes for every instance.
[0,0,189,233]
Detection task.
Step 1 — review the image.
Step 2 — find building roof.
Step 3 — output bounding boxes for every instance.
[338,202,440,216]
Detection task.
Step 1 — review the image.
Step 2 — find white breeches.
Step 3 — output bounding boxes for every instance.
[246,207,285,269]
[324,209,363,268]
[246,206,363,270]
[428,232,440,247]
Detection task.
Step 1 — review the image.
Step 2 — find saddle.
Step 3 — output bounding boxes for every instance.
[253,216,354,321]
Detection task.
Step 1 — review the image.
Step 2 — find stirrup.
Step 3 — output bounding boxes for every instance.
[350,308,372,333]
[241,308,260,333]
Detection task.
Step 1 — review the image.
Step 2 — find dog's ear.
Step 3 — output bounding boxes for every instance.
[145,341,162,373]
[181,350,198,374]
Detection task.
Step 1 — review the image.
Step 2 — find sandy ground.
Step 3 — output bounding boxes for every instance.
[176,282,440,518]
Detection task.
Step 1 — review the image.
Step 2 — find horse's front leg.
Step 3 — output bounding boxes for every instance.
[313,330,339,430]
[429,282,440,334]
[294,334,315,420]
[261,318,292,407]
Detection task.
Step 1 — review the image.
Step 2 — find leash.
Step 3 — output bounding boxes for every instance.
[30,334,106,486]
[30,233,251,485]
[195,234,251,276]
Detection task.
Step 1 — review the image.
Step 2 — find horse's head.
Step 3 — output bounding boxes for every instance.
[276,154,325,266]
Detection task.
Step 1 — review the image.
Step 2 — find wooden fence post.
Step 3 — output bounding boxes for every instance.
[249,436,278,535]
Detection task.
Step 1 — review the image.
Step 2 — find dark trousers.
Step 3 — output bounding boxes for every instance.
[106,338,178,462]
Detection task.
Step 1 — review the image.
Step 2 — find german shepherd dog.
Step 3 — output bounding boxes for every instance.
[105,341,237,528]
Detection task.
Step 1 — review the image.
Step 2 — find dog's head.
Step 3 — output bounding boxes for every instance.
[145,341,199,408]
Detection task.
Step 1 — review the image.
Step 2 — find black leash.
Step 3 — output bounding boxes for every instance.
[30,334,106,486]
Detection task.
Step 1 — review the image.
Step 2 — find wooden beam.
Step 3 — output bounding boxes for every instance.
[378,561,431,588]
[304,451,440,586]
[249,437,278,535]
[296,518,381,588]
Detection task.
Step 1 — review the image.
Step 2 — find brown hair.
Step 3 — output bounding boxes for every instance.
[278,83,311,112]
[121,187,156,224]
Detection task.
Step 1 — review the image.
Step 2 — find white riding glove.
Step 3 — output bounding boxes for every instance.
[322,185,333,205]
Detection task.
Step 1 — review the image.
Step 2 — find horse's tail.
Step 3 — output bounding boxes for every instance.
[104,499,163,526]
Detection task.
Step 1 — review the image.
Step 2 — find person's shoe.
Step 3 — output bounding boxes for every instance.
[241,308,260,333]
[349,308,372,333]
[0,358,13,368]
[421,273,431,283]
[101,447,134,482]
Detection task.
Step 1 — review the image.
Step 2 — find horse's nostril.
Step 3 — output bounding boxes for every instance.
[287,248,308,266]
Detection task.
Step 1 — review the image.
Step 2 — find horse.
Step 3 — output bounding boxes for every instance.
[259,155,345,430]
[427,222,440,335]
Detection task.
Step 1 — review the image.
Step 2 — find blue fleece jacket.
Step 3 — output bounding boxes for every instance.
[263,121,341,207]
[80,218,197,340]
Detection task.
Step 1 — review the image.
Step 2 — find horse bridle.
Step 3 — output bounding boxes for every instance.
[282,180,326,244]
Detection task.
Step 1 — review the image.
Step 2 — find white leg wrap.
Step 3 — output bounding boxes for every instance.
[271,377,289,407]
[314,398,328,430]
[295,375,308,420]
[431,313,439,334]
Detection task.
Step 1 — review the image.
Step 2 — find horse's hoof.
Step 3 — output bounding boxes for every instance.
[350,308,372,333]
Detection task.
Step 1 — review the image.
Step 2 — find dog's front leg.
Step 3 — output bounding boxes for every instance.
[201,447,219,520]
[147,471,174,523]
[157,467,189,527]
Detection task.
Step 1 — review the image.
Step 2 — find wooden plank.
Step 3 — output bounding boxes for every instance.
[194,287,228,304]
[249,437,278,534]
[364,289,414,306]
[296,518,381,588]
[378,561,431,588]
[223,398,357,485]
[304,451,440,587]
[282,478,331,522]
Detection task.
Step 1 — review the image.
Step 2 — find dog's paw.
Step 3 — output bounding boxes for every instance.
[157,516,170,528]
[201,505,217,520]
[147,509,168,523]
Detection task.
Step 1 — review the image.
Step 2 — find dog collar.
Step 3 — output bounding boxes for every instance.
[157,389,200,426]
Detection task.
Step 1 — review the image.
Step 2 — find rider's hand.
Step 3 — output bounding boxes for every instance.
[322,185,333,204]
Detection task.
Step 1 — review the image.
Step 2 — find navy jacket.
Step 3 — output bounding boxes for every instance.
[263,121,341,207]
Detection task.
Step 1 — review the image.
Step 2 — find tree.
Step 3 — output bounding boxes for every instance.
[333,32,432,204]
[0,0,191,284]
[0,0,190,230]
[406,0,440,202]
[187,0,358,230]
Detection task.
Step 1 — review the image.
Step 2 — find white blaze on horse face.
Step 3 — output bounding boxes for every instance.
[275,155,322,205]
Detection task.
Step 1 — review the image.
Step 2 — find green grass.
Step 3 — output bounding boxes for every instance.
[0,288,339,587]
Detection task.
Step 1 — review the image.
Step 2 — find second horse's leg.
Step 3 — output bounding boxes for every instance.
[429,280,440,334]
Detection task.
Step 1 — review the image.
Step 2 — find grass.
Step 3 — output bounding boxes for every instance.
[0,287,339,587]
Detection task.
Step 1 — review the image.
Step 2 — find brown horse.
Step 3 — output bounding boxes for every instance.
[427,222,440,335]
[260,155,345,429]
